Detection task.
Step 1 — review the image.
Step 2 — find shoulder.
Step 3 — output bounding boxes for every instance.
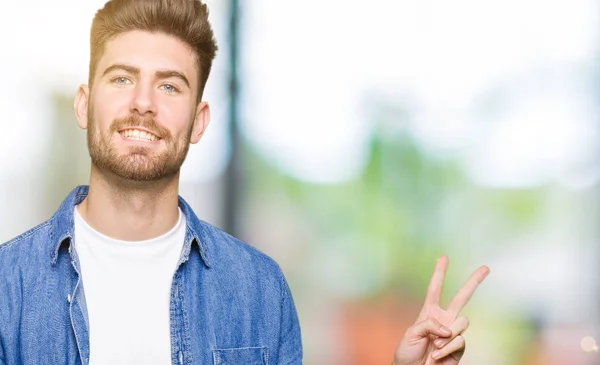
[199,220,284,277]
[0,220,54,308]
[0,219,55,284]
[178,195,285,279]
[0,220,52,257]
[190,221,296,311]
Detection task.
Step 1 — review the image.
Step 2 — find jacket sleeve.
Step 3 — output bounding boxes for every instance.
[0,327,4,365]
[0,340,4,365]
[277,269,303,364]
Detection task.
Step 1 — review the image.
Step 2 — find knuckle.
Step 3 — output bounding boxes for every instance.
[456,335,466,348]
[459,316,470,328]
[426,318,438,327]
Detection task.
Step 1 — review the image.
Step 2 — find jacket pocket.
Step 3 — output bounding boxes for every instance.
[213,346,268,365]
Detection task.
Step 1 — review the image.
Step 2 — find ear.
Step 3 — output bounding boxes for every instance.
[74,84,90,129]
[190,101,211,144]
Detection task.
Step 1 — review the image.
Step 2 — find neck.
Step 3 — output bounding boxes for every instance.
[77,164,181,241]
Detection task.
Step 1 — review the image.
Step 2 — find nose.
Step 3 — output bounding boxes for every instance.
[130,82,157,116]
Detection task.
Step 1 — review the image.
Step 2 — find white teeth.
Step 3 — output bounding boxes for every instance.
[120,129,158,142]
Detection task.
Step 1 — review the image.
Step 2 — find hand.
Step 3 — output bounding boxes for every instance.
[392,256,490,365]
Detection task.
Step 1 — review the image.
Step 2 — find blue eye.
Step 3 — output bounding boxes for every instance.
[161,84,179,94]
[114,77,131,85]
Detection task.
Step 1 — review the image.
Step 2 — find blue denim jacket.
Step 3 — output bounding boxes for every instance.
[0,186,302,365]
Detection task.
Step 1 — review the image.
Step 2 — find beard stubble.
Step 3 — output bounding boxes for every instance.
[86,105,194,182]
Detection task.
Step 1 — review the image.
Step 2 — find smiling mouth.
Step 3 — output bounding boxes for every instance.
[119,129,160,142]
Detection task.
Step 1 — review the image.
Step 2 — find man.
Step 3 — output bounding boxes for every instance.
[0,0,489,364]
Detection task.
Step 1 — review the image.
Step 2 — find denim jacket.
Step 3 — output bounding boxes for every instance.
[0,186,302,365]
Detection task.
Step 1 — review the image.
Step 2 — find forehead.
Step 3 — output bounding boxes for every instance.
[97,30,197,82]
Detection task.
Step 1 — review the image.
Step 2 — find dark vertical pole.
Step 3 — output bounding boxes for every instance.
[223,0,242,237]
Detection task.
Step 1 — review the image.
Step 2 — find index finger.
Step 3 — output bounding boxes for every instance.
[447,265,490,315]
[423,256,449,307]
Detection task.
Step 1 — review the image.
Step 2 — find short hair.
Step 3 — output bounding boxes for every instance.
[89,0,218,102]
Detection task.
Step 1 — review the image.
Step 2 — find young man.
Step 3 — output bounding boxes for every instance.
[0,1,489,364]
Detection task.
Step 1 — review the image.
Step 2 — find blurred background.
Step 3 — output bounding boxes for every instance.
[1,0,599,364]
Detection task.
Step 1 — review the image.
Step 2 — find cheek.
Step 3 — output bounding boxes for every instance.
[92,88,131,122]
[156,101,196,136]
[89,106,112,133]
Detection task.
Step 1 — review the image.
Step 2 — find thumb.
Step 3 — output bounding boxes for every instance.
[405,318,452,340]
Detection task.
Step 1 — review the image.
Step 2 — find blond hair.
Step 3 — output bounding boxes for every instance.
[89,0,218,101]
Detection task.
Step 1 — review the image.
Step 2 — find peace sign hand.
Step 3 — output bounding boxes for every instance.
[392,256,490,365]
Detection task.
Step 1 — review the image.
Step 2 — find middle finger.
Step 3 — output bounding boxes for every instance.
[433,316,470,349]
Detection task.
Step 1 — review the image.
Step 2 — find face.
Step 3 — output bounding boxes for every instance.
[74,30,210,182]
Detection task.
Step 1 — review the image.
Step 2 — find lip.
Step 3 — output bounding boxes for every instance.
[118,126,162,140]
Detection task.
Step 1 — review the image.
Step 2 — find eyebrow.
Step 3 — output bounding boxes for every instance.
[102,63,191,89]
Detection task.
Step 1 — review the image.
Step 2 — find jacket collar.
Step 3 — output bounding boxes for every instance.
[49,185,211,268]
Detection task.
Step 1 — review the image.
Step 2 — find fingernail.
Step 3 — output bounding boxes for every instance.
[440,326,451,335]
[434,339,445,347]
[432,350,441,359]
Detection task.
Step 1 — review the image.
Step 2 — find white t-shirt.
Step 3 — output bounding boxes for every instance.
[74,206,186,365]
